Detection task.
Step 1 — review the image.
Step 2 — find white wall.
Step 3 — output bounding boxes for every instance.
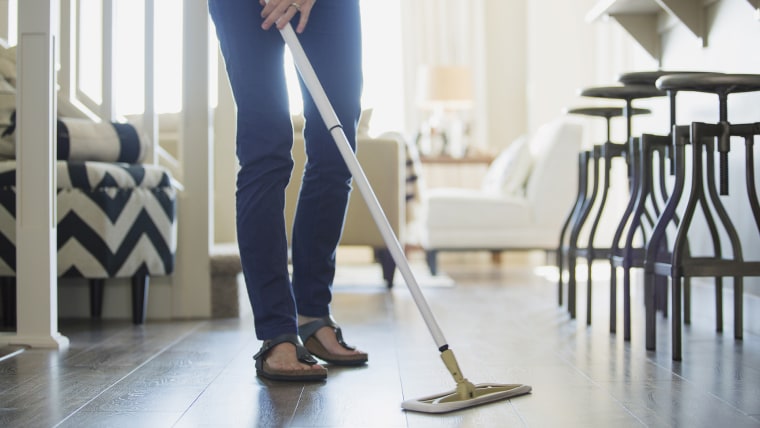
[525,0,599,132]
[480,0,527,150]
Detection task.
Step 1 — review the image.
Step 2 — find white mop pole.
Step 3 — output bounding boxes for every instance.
[278,23,448,350]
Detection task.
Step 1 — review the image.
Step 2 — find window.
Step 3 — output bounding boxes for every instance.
[359,0,404,134]
[69,0,186,118]
[77,0,102,109]
[113,0,184,116]
[286,1,405,135]
[113,0,144,115]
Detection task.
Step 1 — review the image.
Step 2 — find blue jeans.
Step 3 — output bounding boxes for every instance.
[208,0,362,340]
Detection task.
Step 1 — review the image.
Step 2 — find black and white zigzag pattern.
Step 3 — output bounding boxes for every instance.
[0,160,176,279]
[2,112,149,163]
[0,160,171,189]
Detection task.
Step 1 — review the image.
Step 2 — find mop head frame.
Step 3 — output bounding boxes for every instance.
[402,383,532,414]
[400,348,532,413]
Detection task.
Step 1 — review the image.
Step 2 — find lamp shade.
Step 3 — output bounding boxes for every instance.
[417,65,473,108]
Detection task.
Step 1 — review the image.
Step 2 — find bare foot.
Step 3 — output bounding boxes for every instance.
[264,341,325,372]
[298,316,365,357]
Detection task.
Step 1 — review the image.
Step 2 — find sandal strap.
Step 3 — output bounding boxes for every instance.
[253,333,318,365]
[299,316,356,351]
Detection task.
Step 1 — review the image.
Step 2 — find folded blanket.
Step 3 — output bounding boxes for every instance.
[1,111,148,163]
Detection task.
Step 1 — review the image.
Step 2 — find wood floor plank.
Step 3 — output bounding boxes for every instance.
[173,380,304,427]
[56,411,184,428]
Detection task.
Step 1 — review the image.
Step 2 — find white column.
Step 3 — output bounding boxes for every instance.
[144,0,158,165]
[100,0,114,121]
[7,0,69,348]
[174,0,212,318]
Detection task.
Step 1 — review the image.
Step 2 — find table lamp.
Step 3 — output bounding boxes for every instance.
[417,65,473,157]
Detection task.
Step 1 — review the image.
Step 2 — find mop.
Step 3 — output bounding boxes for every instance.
[276,19,532,414]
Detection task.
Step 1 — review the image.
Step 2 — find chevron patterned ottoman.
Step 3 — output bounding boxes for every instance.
[0,159,177,325]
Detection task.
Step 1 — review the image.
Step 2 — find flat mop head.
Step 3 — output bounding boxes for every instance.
[401,349,532,413]
[401,382,532,414]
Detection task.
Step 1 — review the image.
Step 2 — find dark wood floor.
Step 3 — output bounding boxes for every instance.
[1,253,759,427]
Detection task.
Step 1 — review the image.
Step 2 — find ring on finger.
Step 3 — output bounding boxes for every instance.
[289,2,301,12]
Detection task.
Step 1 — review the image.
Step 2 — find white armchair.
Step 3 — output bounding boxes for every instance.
[419,117,584,274]
[285,114,406,287]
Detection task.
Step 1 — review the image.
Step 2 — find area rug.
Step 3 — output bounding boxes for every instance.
[332,262,455,289]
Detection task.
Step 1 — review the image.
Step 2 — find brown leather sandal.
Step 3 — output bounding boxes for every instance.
[299,316,368,366]
[253,333,327,382]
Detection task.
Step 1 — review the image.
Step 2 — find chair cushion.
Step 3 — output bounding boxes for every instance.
[480,135,532,195]
[422,188,543,248]
[0,160,177,278]
[424,188,532,228]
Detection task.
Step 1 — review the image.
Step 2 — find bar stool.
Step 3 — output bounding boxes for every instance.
[608,71,711,340]
[609,134,672,339]
[644,73,760,360]
[558,145,592,307]
[558,106,648,324]
[565,84,664,321]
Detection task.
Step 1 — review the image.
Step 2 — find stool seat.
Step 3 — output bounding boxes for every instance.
[580,84,665,101]
[656,73,760,95]
[619,71,715,87]
[566,106,650,119]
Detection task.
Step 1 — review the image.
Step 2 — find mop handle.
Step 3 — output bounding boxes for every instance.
[277,23,449,350]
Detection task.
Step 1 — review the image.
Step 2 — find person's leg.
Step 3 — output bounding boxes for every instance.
[209,0,296,341]
[210,0,328,380]
[290,0,363,318]
[290,0,367,363]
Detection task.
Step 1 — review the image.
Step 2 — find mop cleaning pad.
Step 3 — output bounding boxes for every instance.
[402,383,532,413]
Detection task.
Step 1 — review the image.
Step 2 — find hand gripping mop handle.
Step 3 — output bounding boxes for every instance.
[278,24,449,351]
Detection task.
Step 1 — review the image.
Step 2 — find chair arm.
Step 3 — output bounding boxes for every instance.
[285,135,406,248]
[341,137,405,247]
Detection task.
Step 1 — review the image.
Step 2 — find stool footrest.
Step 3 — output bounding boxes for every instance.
[611,249,646,268]
[589,248,612,260]
[655,259,760,278]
